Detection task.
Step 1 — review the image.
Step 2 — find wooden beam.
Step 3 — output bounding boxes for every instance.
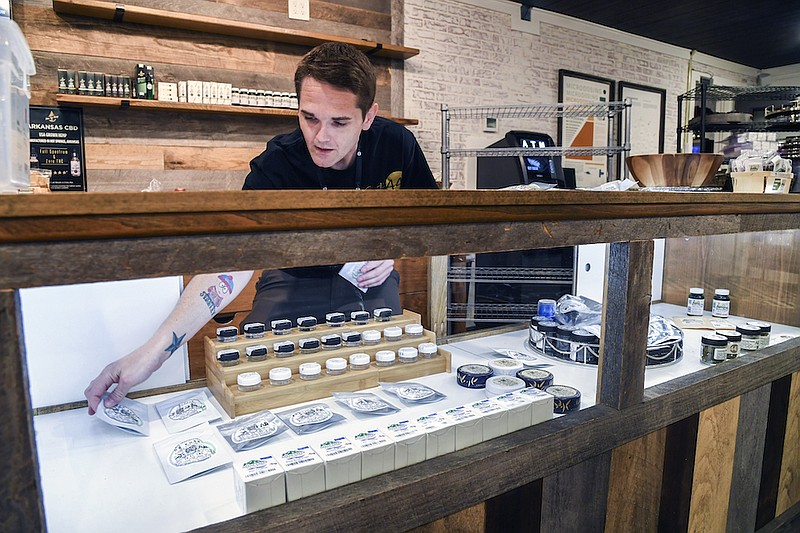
[598,240,653,409]
[777,371,800,515]
[0,291,45,532]
[541,453,611,533]
[757,375,793,529]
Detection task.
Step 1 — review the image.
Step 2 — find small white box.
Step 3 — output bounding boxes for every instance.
[415,412,456,459]
[384,420,426,468]
[493,392,534,432]
[178,81,187,103]
[188,80,202,103]
[202,81,211,104]
[514,387,554,425]
[157,82,177,102]
[443,405,483,451]
[312,436,362,490]
[233,454,287,514]
[469,398,509,440]
[275,445,326,501]
[223,83,232,105]
[351,429,395,479]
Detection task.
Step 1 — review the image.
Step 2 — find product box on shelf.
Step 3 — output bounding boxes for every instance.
[351,429,395,479]
[383,419,427,468]
[442,404,483,451]
[312,436,362,490]
[275,445,326,501]
[233,453,287,514]
[469,398,509,440]
[730,171,793,193]
[415,411,456,459]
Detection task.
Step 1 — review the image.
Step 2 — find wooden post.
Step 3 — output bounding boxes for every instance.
[0,290,46,532]
[598,240,654,409]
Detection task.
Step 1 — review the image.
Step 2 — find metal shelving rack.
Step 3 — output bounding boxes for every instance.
[439,101,632,189]
[676,84,800,153]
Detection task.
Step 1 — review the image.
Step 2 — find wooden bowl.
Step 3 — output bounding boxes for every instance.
[626,153,724,188]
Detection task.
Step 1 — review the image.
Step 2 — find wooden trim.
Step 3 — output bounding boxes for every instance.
[541,452,611,532]
[777,371,800,515]
[485,480,542,533]
[0,291,45,532]
[757,375,793,529]
[51,0,419,59]
[54,94,419,125]
[658,414,699,532]
[598,241,653,409]
[728,383,771,533]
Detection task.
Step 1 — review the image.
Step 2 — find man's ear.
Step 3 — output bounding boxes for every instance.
[362,103,379,130]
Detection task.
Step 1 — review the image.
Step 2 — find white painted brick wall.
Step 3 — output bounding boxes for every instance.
[403,0,756,188]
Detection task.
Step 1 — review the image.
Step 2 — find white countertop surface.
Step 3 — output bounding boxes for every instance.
[33,303,799,532]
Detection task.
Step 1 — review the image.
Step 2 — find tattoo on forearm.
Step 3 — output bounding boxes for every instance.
[165,331,187,356]
[200,274,236,317]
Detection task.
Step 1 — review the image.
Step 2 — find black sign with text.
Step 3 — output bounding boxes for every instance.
[29,106,87,192]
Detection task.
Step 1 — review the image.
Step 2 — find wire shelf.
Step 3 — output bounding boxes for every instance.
[443,101,627,119]
[447,303,538,321]
[448,266,573,283]
[447,146,628,158]
[679,85,800,102]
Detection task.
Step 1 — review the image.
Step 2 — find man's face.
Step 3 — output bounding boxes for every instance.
[298,77,377,171]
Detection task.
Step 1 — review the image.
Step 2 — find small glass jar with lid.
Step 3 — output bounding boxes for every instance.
[700,334,728,364]
[216,348,240,367]
[375,350,396,367]
[373,307,393,322]
[342,331,362,347]
[736,324,761,351]
[687,288,705,316]
[398,346,419,364]
[321,334,342,350]
[269,367,292,386]
[243,322,266,339]
[237,371,262,392]
[245,344,268,362]
[747,321,771,349]
[350,310,370,325]
[717,330,742,359]
[418,342,438,359]
[299,362,322,381]
[297,315,318,331]
[216,325,238,343]
[362,329,381,345]
[349,352,371,370]
[270,319,292,335]
[298,337,321,354]
[326,312,346,327]
[383,326,403,343]
[273,340,295,358]
[711,289,731,318]
[404,324,424,337]
[326,357,348,375]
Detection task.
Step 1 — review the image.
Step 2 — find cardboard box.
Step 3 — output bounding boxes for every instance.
[730,172,793,194]
[275,445,326,501]
[384,420,427,468]
[233,454,287,513]
[442,405,483,450]
[415,412,456,459]
[469,398,509,440]
[312,436,362,490]
[351,429,395,479]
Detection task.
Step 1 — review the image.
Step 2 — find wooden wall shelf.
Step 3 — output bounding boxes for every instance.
[51,0,420,60]
[54,94,419,125]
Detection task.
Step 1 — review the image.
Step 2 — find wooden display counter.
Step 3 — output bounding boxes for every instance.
[2,190,800,532]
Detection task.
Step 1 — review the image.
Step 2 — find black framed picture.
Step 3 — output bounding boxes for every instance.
[557,69,616,187]
[617,81,666,177]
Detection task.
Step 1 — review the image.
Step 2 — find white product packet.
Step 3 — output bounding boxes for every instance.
[94,393,151,436]
[153,427,232,484]
[155,390,221,434]
[338,261,368,293]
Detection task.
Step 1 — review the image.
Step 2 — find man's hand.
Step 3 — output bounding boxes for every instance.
[357,259,395,288]
[84,347,165,415]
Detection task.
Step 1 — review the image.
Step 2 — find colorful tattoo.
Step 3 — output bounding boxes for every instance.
[200,274,235,316]
[165,331,187,356]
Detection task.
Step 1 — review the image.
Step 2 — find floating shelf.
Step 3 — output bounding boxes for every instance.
[55,94,419,125]
[52,0,419,60]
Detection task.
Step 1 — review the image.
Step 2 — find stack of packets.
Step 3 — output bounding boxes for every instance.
[95,390,230,484]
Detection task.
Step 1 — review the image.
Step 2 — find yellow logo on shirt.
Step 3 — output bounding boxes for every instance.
[379,171,402,189]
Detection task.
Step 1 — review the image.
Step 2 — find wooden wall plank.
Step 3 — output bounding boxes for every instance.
[598,240,653,409]
[0,290,46,532]
[408,503,486,533]
[757,375,793,529]
[777,371,800,515]
[727,383,771,533]
[485,479,542,533]
[688,395,741,533]
[605,428,666,532]
[541,452,611,533]
[659,413,699,533]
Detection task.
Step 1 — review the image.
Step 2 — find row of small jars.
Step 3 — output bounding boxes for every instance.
[215,309,396,343]
[216,324,425,365]
[235,344,439,392]
[529,316,599,364]
[700,321,771,364]
[231,88,298,109]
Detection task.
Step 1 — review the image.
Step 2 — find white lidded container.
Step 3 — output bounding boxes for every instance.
[1,15,36,193]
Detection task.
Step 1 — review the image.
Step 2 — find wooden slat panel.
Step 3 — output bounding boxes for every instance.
[408,503,485,533]
[728,383,771,533]
[658,414,699,533]
[777,371,800,514]
[86,143,166,170]
[662,230,800,327]
[85,144,261,171]
[598,240,653,409]
[605,429,666,532]
[0,291,46,532]
[541,452,611,532]
[757,375,793,529]
[485,480,542,533]
[688,396,741,533]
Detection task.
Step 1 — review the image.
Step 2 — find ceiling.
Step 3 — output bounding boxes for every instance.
[515,0,799,70]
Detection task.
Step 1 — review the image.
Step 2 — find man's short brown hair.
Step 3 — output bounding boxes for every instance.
[294,42,377,117]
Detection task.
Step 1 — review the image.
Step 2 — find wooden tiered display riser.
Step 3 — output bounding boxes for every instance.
[204,310,451,418]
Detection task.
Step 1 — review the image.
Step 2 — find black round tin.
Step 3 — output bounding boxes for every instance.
[545,384,581,414]
[516,368,554,389]
[456,364,493,389]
